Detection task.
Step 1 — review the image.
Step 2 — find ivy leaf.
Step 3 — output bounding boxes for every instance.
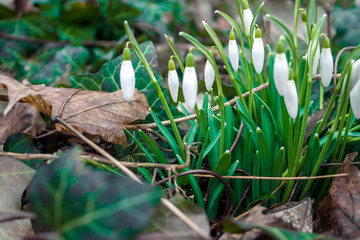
[31,45,90,86]
[70,41,183,120]
[28,147,162,239]
[3,133,43,169]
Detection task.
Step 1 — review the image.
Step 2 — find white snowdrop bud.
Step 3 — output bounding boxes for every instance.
[182,52,198,112]
[228,29,239,71]
[350,80,360,119]
[320,37,333,87]
[120,46,136,102]
[284,69,298,119]
[242,0,254,36]
[350,59,360,90]
[167,59,179,102]
[301,12,309,44]
[252,28,264,74]
[204,57,215,92]
[274,41,289,96]
[307,28,320,76]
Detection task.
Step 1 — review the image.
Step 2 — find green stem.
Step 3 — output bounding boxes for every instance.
[319,83,324,110]
[338,108,353,161]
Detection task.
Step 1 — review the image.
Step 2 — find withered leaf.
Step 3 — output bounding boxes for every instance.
[314,153,360,239]
[0,73,149,145]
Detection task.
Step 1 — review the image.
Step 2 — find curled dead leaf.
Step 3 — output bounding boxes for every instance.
[314,153,360,239]
[0,73,150,145]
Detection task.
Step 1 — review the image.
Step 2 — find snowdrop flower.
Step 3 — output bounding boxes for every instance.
[228,29,239,71]
[284,69,298,119]
[350,80,360,119]
[274,40,289,96]
[301,12,309,44]
[120,46,135,102]
[204,55,215,91]
[167,59,179,102]
[242,0,254,36]
[350,59,360,90]
[320,36,333,87]
[252,27,264,74]
[182,52,198,112]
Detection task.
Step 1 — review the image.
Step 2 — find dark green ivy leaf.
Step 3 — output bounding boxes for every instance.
[3,133,42,169]
[28,147,162,239]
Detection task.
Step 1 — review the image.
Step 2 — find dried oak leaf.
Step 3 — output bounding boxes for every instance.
[314,153,360,239]
[0,73,149,146]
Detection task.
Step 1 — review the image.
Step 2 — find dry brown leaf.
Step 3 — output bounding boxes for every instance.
[0,103,45,145]
[267,197,313,233]
[0,73,150,146]
[314,153,360,239]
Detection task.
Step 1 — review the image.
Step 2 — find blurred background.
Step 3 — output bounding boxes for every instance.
[0,0,359,85]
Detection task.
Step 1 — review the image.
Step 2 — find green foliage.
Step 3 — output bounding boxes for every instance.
[3,133,42,169]
[28,147,162,239]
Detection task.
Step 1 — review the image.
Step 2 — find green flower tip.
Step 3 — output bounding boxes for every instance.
[323,37,330,48]
[185,52,195,67]
[301,12,307,22]
[123,47,131,61]
[289,68,294,80]
[242,0,249,9]
[255,28,262,38]
[168,59,176,71]
[229,29,236,40]
[276,41,284,53]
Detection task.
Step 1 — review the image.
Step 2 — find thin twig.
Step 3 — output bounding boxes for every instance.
[229,120,244,153]
[143,129,173,153]
[0,32,120,47]
[286,171,302,204]
[333,46,357,93]
[123,82,270,130]
[234,180,287,221]
[231,169,252,216]
[191,173,348,180]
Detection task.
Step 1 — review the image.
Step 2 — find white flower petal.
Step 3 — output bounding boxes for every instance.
[168,70,179,102]
[228,39,239,71]
[284,80,298,119]
[243,8,253,35]
[350,59,360,90]
[274,53,289,96]
[313,44,320,76]
[204,60,215,91]
[120,60,135,101]
[252,38,264,74]
[350,80,360,119]
[320,48,333,87]
[182,66,198,112]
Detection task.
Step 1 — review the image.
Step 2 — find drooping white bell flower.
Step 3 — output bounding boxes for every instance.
[228,29,239,71]
[301,12,309,44]
[320,36,333,87]
[350,59,360,90]
[242,0,254,36]
[252,27,264,74]
[182,52,198,112]
[167,59,179,102]
[204,58,215,91]
[284,69,298,119]
[274,40,289,96]
[350,79,360,119]
[120,46,135,102]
